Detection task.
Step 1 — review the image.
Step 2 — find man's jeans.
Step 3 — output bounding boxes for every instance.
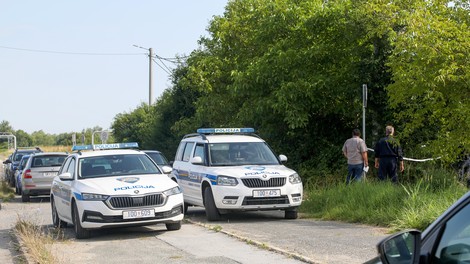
[347,163,364,184]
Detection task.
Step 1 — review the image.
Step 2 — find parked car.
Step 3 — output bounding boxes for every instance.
[171,128,303,220]
[3,147,42,187]
[143,150,172,173]
[51,142,183,239]
[366,190,470,264]
[14,154,31,195]
[20,152,67,202]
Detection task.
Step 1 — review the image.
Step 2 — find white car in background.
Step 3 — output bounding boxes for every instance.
[50,143,184,239]
[171,128,303,221]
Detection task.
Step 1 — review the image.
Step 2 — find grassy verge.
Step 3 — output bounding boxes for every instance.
[0,180,15,202]
[14,217,62,264]
[301,176,467,232]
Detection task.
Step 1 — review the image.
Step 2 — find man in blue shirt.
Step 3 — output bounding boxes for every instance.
[374,125,404,183]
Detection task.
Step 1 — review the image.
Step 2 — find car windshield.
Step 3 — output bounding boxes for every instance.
[79,154,161,179]
[146,152,169,166]
[209,142,280,166]
[32,155,67,167]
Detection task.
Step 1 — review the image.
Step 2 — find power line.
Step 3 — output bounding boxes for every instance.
[0,45,143,56]
[155,56,172,73]
[152,58,171,75]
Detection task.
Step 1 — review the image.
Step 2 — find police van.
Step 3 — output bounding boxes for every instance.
[51,142,184,239]
[170,128,303,221]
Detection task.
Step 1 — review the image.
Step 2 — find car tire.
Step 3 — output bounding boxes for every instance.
[21,192,30,202]
[285,209,298,220]
[73,202,90,239]
[203,187,221,221]
[165,221,182,231]
[183,203,189,214]
[51,198,67,228]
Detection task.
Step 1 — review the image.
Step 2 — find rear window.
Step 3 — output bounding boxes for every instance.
[14,150,40,161]
[32,155,67,167]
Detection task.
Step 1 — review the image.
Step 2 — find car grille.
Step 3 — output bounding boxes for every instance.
[107,194,165,209]
[242,196,289,205]
[241,177,286,188]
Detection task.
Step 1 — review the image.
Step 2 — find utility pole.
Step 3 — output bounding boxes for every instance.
[362,84,367,143]
[133,45,154,106]
[149,48,154,106]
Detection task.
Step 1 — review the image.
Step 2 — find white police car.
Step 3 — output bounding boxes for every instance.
[50,143,184,239]
[170,128,303,221]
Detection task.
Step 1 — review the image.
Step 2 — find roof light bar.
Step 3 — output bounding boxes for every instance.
[197,128,255,134]
[72,142,139,151]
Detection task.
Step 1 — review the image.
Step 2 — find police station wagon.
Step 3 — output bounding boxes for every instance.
[50,143,184,239]
[170,128,303,221]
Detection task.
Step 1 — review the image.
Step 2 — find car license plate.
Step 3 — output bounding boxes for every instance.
[44,172,58,177]
[123,209,155,219]
[253,189,281,198]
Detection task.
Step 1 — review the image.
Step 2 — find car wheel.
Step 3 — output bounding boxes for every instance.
[21,192,30,202]
[285,209,298,219]
[73,202,90,239]
[165,221,182,231]
[203,187,221,221]
[51,198,67,228]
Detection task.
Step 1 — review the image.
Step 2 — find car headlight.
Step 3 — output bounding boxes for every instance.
[81,193,109,201]
[289,173,302,184]
[218,175,238,186]
[163,186,182,196]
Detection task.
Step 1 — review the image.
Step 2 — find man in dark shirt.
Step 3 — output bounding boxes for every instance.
[374,126,404,183]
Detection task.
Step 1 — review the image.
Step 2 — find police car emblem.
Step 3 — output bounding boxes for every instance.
[117,177,140,184]
[245,166,266,171]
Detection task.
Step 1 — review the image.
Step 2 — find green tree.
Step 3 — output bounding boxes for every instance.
[112,103,153,147]
[15,130,33,147]
[31,130,55,146]
[176,0,394,170]
[0,120,14,133]
[381,0,470,162]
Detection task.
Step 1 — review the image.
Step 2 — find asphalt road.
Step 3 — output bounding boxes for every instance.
[1,160,389,264]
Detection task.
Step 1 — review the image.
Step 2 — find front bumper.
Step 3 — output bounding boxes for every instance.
[212,183,303,211]
[77,194,184,229]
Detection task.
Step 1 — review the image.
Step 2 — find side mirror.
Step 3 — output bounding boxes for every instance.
[59,172,73,181]
[190,156,204,165]
[161,165,172,174]
[377,230,421,264]
[279,155,288,163]
[3,159,12,164]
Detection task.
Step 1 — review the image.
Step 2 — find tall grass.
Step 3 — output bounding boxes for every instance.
[0,180,15,201]
[38,145,71,152]
[14,217,62,264]
[301,167,468,232]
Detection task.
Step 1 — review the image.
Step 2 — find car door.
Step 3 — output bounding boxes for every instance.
[54,157,76,223]
[174,142,199,204]
[186,143,207,205]
[418,196,470,263]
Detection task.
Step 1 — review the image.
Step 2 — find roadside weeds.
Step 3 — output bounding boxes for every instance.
[13,216,63,264]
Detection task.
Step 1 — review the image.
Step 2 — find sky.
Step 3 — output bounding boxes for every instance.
[0,0,229,134]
